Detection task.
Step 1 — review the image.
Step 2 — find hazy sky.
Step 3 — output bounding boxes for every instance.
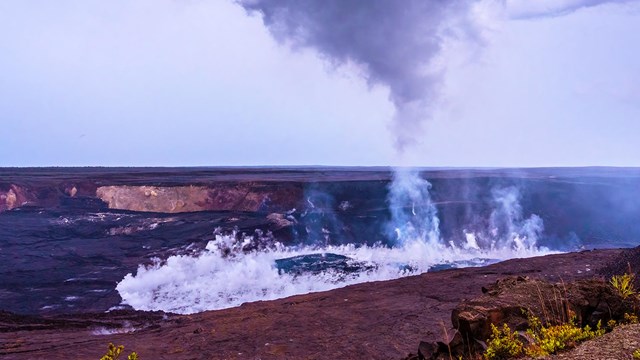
[1,0,639,167]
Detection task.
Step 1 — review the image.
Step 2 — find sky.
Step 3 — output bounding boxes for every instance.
[0,0,639,167]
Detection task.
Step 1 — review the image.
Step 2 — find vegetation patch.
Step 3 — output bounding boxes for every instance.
[483,271,640,359]
[100,343,138,360]
[611,272,637,299]
[483,314,604,360]
[484,323,524,360]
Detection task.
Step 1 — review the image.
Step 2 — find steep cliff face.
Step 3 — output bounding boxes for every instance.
[0,181,98,212]
[96,185,212,213]
[0,180,304,214]
[0,168,305,213]
[95,183,302,213]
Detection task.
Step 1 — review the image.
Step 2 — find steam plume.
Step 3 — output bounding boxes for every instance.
[487,186,544,251]
[387,169,440,245]
[237,0,631,151]
[237,0,477,151]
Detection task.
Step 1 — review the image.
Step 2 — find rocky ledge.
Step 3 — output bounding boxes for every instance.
[0,248,633,359]
[411,276,633,359]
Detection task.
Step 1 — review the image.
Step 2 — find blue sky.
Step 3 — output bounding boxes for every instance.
[1,0,639,167]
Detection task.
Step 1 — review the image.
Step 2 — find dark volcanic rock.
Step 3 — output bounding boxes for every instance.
[0,309,169,333]
[418,341,439,360]
[599,246,640,288]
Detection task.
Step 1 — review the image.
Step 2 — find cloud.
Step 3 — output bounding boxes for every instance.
[505,0,636,19]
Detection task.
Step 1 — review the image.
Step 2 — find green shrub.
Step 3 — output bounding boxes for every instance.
[484,314,605,359]
[484,323,524,360]
[100,343,138,360]
[633,348,640,359]
[624,312,639,324]
[611,273,636,299]
[524,315,603,358]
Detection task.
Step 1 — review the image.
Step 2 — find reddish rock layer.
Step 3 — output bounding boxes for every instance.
[0,185,35,211]
[0,180,305,214]
[95,183,302,213]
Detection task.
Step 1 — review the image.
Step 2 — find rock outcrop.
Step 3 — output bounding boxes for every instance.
[412,276,633,359]
[0,185,35,211]
[0,187,17,211]
[95,183,303,213]
[453,277,630,343]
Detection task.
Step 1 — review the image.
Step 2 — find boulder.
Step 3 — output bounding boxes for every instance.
[417,341,438,360]
[451,276,632,348]
[412,328,465,359]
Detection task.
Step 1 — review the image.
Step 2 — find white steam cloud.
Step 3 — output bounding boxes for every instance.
[388,173,545,253]
[486,186,544,251]
[387,169,440,245]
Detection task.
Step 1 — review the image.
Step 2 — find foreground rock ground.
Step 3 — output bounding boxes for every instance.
[0,248,629,359]
[413,272,636,359]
